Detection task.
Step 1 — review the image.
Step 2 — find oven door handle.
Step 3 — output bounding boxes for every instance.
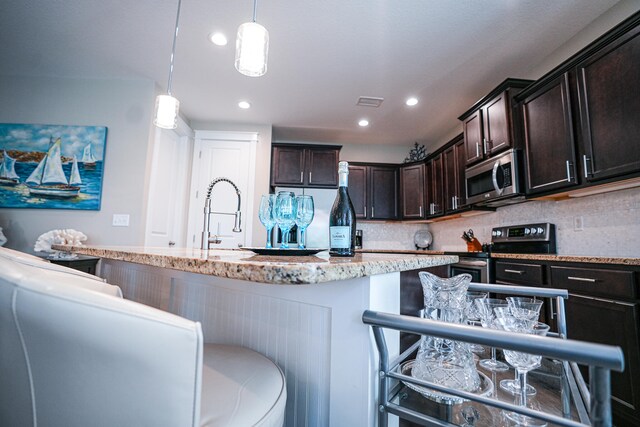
[492,161,504,196]
[453,260,488,267]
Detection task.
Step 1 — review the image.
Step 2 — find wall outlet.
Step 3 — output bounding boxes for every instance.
[574,216,584,231]
[112,214,130,227]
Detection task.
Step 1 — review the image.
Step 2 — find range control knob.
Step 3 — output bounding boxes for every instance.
[524,228,531,235]
[491,231,497,237]
[496,230,502,237]
[537,227,544,235]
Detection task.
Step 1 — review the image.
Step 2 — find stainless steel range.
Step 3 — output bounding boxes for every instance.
[447,222,556,283]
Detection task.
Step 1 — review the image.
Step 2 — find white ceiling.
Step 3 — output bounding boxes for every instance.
[0,0,626,150]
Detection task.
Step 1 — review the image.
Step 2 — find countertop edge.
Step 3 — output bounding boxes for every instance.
[54,245,459,284]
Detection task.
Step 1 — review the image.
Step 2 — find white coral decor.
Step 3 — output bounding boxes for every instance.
[34,229,88,253]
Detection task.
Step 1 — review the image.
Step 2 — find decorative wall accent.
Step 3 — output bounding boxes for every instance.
[0,123,107,210]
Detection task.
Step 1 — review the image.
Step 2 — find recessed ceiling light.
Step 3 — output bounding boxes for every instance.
[238,101,251,109]
[209,32,228,46]
[358,119,369,127]
[406,97,419,106]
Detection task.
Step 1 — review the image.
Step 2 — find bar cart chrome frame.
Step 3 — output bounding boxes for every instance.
[363,282,625,427]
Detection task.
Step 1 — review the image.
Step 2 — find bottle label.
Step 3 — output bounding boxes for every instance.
[330,226,351,248]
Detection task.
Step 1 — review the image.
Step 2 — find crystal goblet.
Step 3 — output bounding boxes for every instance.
[475,298,510,372]
[295,195,314,249]
[495,315,550,427]
[258,194,276,248]
[501,297,544,396]
[274,191,297,249]
[466,291,488,353]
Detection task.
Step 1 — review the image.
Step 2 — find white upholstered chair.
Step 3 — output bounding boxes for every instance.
[0,248,286,427]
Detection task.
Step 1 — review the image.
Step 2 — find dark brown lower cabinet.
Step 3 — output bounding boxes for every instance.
[48,255,100,275]
[565,294,640,426]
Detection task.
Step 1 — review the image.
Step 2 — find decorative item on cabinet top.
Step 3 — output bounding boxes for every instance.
[404,142,428,163]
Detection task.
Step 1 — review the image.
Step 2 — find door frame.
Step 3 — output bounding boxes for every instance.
[186,130,258,249]
[144,115,194,247]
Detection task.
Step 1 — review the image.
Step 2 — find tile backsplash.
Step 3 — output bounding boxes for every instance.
[358,187,640,257]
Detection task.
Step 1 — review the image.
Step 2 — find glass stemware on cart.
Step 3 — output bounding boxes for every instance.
[274,191,297,249]
[475,298,510,372]
[466,291,488,354]
[500,297,545,396]
[295,195,314,249]
[494,306,551,426]
[258,194,276,248]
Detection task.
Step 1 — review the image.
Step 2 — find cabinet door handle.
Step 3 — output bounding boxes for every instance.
[419,205,423,217]
[568,276,597,283]
[565,160,573,182]
[451,196,456,210]
[483,138,488,155]
[309,172,312,182]
[504,269,525,275]
[476,142,480,158]
[300,171,304,182]
[372,206,375,218]
[364,206,367,218]
[582,155,590,178]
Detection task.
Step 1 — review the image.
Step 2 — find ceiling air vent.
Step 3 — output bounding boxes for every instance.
[356,96,384,107]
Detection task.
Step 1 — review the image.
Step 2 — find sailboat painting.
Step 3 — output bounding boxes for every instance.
[0,123,107,210]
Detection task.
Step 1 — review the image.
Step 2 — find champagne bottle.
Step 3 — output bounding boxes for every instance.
[329,161,356,257]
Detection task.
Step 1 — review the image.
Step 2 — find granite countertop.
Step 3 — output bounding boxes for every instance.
[357,248,640,266]
[53,245,458,285]
[490,252,640,266]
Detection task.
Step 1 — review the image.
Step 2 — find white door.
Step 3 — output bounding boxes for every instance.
[144,118,193,247]
[187,131,257,249]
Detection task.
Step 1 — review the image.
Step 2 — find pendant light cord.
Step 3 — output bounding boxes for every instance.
[252,0,258,23]
[167,0,182,96]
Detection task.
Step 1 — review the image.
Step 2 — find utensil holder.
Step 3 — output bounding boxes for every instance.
[467,238,483,252]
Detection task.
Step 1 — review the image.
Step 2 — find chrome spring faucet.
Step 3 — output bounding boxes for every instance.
[201,177,242,250]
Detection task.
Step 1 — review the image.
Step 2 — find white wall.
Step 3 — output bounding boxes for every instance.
[0,76,156,253]
[525,0,640,80]
[190,121,272,247]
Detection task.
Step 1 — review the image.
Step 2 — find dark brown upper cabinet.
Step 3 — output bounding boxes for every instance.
[270,144,341,188]
[576,21,640,183]
[459,78,533,166]
[514,12,640,199]
[521,73,578,195]
[443,135,467,213]
[400,162,425,219]
[426,154,444,217]
[348,163,398,220]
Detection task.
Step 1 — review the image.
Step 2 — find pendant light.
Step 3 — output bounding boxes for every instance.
[235,0,269,77]
[154,0,183,129]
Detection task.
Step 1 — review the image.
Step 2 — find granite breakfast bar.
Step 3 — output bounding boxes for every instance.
[57,245,458,427]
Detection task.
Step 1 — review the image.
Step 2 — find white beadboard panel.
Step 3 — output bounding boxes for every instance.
[100,259,401,427]
[169,276,332,427]
[102,262,172,310]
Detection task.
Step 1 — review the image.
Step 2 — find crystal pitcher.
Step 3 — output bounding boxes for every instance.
[412,272,481,395]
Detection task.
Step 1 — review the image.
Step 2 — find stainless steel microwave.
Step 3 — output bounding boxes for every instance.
[465,149,524,207]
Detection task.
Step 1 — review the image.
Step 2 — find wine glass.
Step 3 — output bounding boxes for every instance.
[475,298,510,371]
[258,194,276,248]
[274,191,297,249]
[466,291,488,353]
[494,312,550,427]
[501,297,544,396]
[295,195,314,249]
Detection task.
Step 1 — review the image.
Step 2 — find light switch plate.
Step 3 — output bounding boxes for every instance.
[112,214,130,227]
[573,216,584,231]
